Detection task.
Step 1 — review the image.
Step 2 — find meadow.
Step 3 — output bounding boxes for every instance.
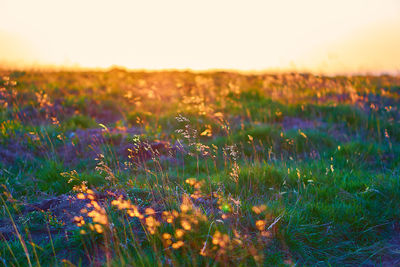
[0,69,399,266]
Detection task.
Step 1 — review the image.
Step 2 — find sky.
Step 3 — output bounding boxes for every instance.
[0,0,399,74]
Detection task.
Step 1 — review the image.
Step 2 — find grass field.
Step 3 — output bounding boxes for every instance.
[0,69,399,266]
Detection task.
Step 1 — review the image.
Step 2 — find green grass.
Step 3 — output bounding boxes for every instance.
[0,70,399,266]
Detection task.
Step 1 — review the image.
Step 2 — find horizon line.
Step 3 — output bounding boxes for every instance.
[1,62,399,77]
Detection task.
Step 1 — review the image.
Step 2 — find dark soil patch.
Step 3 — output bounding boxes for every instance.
[281,117,322,131]
[379,224,400,266]
[57,126,181,166]
[0,141,35,165]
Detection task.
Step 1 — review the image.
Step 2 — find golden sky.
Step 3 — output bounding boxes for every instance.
[0,0,399,74]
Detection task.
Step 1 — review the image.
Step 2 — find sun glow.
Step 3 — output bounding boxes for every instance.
[0,0,399,74]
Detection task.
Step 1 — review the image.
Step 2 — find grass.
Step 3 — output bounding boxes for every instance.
[0,70,399,266]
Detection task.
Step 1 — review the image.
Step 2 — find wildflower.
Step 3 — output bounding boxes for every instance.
[385,129,390,139]
[299,130,307,139]
[233,238,243,245]
[86,189,94,195]
[212,231,230,248]
[185,178,197,186]
[175,229,185,238]
[181,220,191,231]
[190,190,203,200]
[145,208,156,216]
[181,204,190,213]
[145,216,160,234]
[200,125,212,137]
[172,241,184,249]
[261,231,272,238]
[162,233,172,240]
[255,220,266,231]
[162,211,175,223]
[180,195,193,213]
[87,209,108,225]
[199,249,207,256]
[127,208,143,219]
[94,223,103,233]
[73,216,85,227]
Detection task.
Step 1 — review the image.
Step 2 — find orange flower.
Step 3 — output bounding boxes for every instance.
[172,241,184,249]
[255,220,266,231]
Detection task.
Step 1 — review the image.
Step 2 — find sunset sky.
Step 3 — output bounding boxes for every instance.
[0,0,399,74]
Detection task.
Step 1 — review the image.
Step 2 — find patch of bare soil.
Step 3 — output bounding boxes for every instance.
[360,223,400,266]
[378,224,400,266]
[280,116,358,143]
[325,123,353,143]
[281,116,322,131]
[0,190,133,265]
[0,189,133,246]
[0,141,35,165]
[57,126,182,166]
[0,195,86,241]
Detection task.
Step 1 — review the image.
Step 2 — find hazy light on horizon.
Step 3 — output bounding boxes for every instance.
[0,0,399,74]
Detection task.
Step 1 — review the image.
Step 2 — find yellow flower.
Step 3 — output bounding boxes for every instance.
[185,178,197,186]
[73,216,85,227]
[162,211,175,223]
[145,216,160,234]
[180,204,190,213]
[255,220,266,231]
[172,241,184,249]
[212,231,230,247]
[94,224,103,233]
[175,229,185,238]
[181,220,191,231]
[200,125,212,137]
[252,204,266,214]
[261,231,272,237]
[145,208,156,216]
[212,231,221,245]
[86,189,94,195]
[162,233,172,240]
